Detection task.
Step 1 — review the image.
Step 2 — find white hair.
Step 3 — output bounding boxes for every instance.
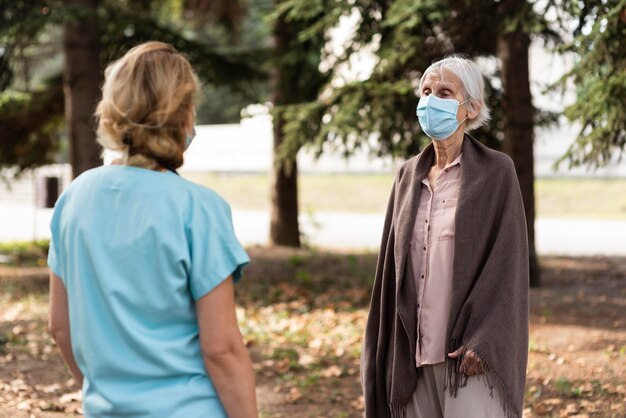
[418,55,491,131]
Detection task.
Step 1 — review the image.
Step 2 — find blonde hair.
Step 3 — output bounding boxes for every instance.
[95,41,199,170]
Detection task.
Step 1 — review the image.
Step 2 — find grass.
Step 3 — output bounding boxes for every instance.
[181,172,626,219]
[555,376,582,397]
[181,172,393,213]
[0,240,49,267]
[536,178,626,219]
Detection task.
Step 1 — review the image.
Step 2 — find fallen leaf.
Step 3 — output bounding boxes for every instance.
[59,390,81,404]
[321,365,342,378]
[285,387,302,403]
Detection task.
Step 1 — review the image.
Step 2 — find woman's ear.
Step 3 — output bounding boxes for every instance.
[467,100,481,121]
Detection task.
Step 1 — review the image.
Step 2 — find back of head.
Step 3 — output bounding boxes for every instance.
[95,41,199,170]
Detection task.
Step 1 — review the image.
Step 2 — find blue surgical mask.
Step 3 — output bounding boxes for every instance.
[416,95,468,141]
[185,127,196,150]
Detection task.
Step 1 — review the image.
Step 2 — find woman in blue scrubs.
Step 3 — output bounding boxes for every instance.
[47,41,257,418]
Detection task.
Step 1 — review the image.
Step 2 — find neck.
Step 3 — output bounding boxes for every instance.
[432,131,464,169]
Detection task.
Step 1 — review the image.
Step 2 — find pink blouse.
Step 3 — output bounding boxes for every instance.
[410,153,462,366]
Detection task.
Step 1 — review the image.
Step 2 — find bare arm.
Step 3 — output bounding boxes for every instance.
[48,271,83,385]
[196,277,258,418]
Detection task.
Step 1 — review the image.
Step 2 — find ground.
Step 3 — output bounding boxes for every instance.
[0,247,624,418]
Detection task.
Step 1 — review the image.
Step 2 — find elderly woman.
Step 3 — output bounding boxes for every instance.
[361,55,529,418]
[48,42,257,417]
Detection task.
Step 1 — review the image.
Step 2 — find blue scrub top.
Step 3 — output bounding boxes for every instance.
[48,165,249,417]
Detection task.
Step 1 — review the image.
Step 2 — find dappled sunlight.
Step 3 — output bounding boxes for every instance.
[0,248,625,416]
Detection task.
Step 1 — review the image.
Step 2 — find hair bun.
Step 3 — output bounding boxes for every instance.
[94,41,199,170]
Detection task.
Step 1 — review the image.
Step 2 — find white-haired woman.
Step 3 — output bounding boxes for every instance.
[47,42,258,418]
[362,55,529,418]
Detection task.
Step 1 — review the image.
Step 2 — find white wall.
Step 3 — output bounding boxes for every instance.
[182,115,398,174]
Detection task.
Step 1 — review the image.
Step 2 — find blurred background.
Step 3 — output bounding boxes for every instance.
[0,1,624,417]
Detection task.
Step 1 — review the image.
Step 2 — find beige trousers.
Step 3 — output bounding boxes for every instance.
[406,363,505,418]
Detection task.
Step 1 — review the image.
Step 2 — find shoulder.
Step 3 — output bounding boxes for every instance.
[55,166,107,203]
[68,165,107,188]
[485,147,517,181]
[181,178,228,206]
[480,143,514,169]
[177,178,232,218]
[465,135,516,178]
[395,152,424,181]
[482,147,516,178]
[400,154,421,172]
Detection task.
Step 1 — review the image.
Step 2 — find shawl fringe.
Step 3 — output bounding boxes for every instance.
[444,338,520,418]
[388,402,407,418]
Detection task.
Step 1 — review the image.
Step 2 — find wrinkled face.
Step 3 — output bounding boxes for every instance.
[420,70,467,123]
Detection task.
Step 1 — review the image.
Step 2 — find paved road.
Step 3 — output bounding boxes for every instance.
[1,203,625,256]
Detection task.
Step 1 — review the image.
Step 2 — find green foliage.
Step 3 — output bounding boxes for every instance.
[0,239,50,266]
[0,0,267,175]
[0,78,65,176]
[287,254,306,267]
[554,376,583,397]
[279,0,515,161]
[2,0,623,173]
[195,0,272,123]
[196,84,260,124]
[557,0,626,167]
[96,3,266,96]
[277,0,592,165]
[268,0,348,174]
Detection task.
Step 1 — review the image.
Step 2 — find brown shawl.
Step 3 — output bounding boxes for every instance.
[361,134,529,418]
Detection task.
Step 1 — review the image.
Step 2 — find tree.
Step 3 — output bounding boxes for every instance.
[63,0,102,178]
[0,1,67,179]
[0,78,65,177]
[180,0,271,125]
[497,0,540,286]
[557,0,626,167]
[0,0,264,178]
[269,10,301,247]
[279,0,553,284]
[267,0,345,247]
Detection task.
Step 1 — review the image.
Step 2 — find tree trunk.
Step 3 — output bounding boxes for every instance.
[63,0,102,178]
[270,113,301,246]
[498,30,540,287]
[269,11,300,247]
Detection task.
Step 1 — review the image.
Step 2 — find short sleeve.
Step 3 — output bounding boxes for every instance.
[188,195,249,301]
[47,199,65,281]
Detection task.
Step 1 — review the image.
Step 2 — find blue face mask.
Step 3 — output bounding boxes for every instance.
[416,95,468,141]
[185,127,196,150]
